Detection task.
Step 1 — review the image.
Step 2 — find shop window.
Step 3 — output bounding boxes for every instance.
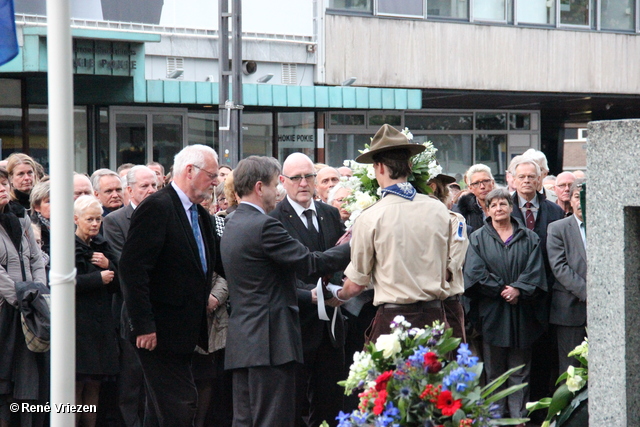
[474,0,507,21]
[517,0,555,25]
[115,113,147,166]
[476,113,507,130]
[328,0,372,12]
[326,134,370,167]
[405,114,473,131]
[330,113,365,127]
[509,113,531,130]
[427,0,469,19]
[188,112,218,151]
[153,115,183,170]
[475,134,507,181]
[277,112,315,162]
[560,0,591,26]
[413,134,473,178]
[369,114,401,127]
[243,113,273,158]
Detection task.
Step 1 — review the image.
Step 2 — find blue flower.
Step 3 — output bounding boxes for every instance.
[443,367,476,391]
[456,343,479,367]
[399,386,411,398]
[408,345,428,368]
[336,411,353,426]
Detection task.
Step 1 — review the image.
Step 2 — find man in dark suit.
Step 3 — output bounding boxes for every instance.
[103,165,157,427]
[270,153,345,427]
[509,157,565,409]
[547,179,587,373]
[221,156,350,427]
[120,145,224,426]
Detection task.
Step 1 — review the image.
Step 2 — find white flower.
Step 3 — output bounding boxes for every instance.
[375,334,402,359]
[401,127,414,141]
[565,366,586,392]
[353,192,377,211]
[366,165,376,180]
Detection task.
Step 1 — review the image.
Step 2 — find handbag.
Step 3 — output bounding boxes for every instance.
[15,281,51,353]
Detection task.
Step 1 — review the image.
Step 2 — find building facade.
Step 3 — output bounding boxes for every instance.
[1,0,639,178]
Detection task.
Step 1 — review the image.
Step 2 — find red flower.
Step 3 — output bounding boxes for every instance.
[375,370,394,392]
[424,352,442,373]
[436,390,462,416]
[373,390,388,415]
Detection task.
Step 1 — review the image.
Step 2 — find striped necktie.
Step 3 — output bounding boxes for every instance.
[524,202,535,230]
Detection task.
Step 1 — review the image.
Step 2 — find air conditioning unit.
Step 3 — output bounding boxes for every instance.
[166,57,184,80]
[282,63,297,85]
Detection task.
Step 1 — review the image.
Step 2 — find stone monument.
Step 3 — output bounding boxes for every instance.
[587,119,640,426]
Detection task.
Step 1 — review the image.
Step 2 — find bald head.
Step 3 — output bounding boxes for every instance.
[555,171,576,204]
[73,173,93,200]
[280,153,316,208]
[316,167,341,203]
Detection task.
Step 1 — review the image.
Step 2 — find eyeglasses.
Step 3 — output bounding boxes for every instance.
[469,179,493,188]
[192,165,218,181]
[282,173,317,184]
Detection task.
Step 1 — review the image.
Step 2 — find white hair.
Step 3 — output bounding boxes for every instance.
[127,165,157,187]
[465,164,494,184]
[521,148,549,173]
[510,157,541,177]
[74,195,102,216]
[173,145,219,177]
[327,182,350,205]
[90,168,119,192]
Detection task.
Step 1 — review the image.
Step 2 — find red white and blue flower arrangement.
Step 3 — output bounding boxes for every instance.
[331,317,528,427]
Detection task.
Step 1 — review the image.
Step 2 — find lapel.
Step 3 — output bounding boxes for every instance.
[314,201,332,250]
[125,203,134,220]
[280,198,319,250]
[566,216,587,264]
[166,185,206,278]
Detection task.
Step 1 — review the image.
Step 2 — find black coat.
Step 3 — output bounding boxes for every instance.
[75,234,120,376]
[119,184,224,354]
[453,192,485,232]
[464,217,548,349]
[269,198,346,352]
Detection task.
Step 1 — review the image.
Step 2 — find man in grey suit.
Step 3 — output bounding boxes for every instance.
[221,156,350,427]
[103,165,157,427]
[547,179,587,373]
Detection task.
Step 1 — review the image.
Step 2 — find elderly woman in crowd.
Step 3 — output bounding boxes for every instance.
[0,167,47,427]
[328,182,351,223]
[73,195,119,427]
[6,153,39,212]
[218,171,238,220]
[464,188,547,421]
[454,163,495,232]
[214,181,229,214]
[29,180,50,259]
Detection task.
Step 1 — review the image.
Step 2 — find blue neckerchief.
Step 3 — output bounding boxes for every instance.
[380,182,416,201]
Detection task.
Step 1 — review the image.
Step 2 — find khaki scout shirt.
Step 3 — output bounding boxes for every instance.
[443,211,469,298]
[344,193,451,306]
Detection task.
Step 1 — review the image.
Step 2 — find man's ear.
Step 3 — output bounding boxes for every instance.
[255,181,263,197]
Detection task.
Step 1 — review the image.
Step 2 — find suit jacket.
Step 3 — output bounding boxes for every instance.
[103,203,134,256]
[270,198,346,352]
[511,191,565,284]
[547,216,587,326]
[221,203,350,370]
[119,185,224,354]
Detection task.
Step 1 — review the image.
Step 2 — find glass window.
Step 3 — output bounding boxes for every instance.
[475,134,507,181]
[73,107,88,174]
[560,0,590,26]
[115,113,147,167]
[277,112,315,163]
[427,0,469,19]
[413,134,473,178]
[474,0,506,21]
[476,113,507,130]
[377,0,424,17]
[328,0,372,13]
[517,0,555,24]
[153,114,183,172]
[243,113,273,158]
[96,108,110,170]
[509,113,531,130]
[28,106,49,171]
[0,79,22,160]
[369,114,401,127]
[601,0,635,31]
[330,113,365,127]
[326,134,371,167]
[405,114,473,131]
[188,112,218,151]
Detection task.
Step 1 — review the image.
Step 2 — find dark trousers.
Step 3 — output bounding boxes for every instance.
[443,296,466,343]
[297,332,344,427]
[482,342,531,419]
[118,337,145,427]
[555,325,586,374]
[136,348,197,427]
[365,300,448,344]
[232,361,298,427]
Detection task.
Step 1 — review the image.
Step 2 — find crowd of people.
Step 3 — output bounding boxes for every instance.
[0,125,587,427]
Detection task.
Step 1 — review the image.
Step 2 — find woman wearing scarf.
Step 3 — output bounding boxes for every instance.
[0,167,47,427]
[6,153,39,213]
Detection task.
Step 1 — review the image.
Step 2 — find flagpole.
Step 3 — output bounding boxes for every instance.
[46,0,76,423]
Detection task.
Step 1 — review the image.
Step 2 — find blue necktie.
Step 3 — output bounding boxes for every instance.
[189,204,207,273]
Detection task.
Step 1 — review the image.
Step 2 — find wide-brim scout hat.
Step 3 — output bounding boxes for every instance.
[355,124,426,164]
[428,173,457,185]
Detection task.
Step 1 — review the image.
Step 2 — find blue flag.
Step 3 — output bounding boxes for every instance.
[0,0,18,66]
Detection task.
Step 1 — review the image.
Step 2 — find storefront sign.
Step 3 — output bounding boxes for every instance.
[73,40,140,76]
